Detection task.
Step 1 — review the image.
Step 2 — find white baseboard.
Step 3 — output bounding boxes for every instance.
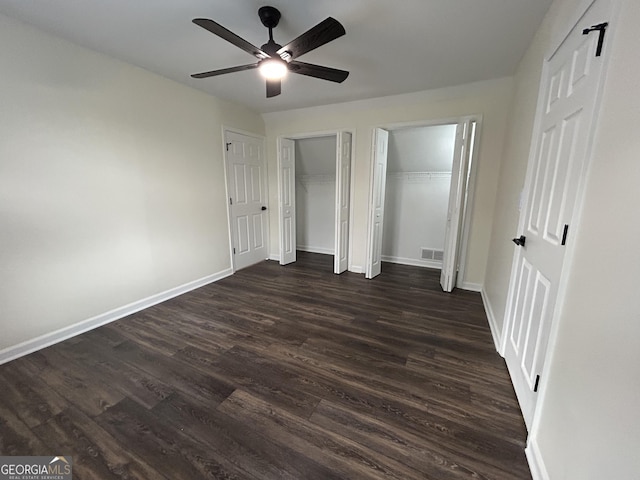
[297,245,335,255]
[381,255,442,270]
[526,436,550,480]
[481,287,503,354]
[458,281,482,292]
[269,253,281,262]
[0,268,233,365]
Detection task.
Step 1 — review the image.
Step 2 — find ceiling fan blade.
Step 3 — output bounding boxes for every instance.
[266,79,281,98]
[193,18,269,59]
[277,17,345,59]
[288,61,349,83]
[191,63,259,79]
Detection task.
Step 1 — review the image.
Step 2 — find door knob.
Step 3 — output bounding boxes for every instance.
[261,206,267,211]
[512,235,526,247]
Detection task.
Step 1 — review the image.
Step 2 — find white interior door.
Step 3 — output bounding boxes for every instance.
[503,0,611,429]
[334,132,352,274]
[225,131,268,270]
[440,120,472,292]
[365,128,389,279]
[278,138,296,265]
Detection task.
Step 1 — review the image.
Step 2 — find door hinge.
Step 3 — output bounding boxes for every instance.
[582,22,608,57]
[561,224,569,246]
[233,247,236,254]
[226,142,232,151]
[534,374,541,393]
[229,198,233,205]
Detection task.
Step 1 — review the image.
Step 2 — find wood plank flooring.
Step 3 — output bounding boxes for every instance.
[0,252,530,479]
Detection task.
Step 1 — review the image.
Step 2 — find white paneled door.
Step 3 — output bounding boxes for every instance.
[334,132,352,274]
[225,131,268,271]
[440,119,473,292]
[504,0,611,428]
[366,128,389,279]
[278,137,296,265]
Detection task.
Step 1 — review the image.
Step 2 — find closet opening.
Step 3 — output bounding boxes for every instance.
[277,131,353,274]
[366,117,479,291]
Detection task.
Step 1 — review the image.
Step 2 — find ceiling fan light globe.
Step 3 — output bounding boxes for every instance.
[259,59,287,80]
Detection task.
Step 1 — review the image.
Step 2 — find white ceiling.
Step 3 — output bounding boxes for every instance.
[0,0,552,114]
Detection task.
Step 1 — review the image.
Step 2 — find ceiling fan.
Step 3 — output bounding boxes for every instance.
[191,6,349,98]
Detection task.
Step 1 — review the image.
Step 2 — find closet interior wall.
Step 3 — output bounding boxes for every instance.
[295,136,337,255]
[382,125,457,268]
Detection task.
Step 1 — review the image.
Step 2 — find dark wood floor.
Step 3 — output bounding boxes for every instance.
[0,252,530,479]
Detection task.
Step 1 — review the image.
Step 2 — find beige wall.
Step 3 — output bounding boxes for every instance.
[483,0,640,477]
[263,78,514,286]
[0,14,264,353]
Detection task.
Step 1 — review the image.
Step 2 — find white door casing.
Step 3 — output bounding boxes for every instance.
[278,137,296,265]
[440,119,473,292]
[365,128,389,279]
[503,0,611,429]
[225,131,268,271]
[334,132,352,274]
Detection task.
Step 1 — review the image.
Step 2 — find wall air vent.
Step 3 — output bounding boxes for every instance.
[422,248,444,261]
[421,248,434,260]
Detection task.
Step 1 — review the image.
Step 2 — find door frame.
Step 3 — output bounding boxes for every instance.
[365,115,482,289]
[221,126,269,273]
[276,129,356,270]
[499,0,618,442]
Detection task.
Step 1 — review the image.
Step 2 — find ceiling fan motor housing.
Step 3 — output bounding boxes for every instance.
[261,42,283,57]
[258,6,281,29]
